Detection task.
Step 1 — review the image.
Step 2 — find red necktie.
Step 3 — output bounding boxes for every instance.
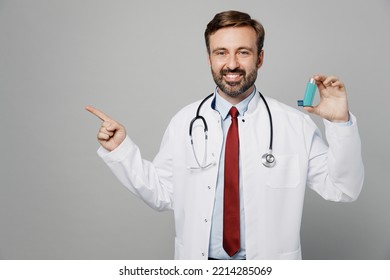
[223,106,240,257]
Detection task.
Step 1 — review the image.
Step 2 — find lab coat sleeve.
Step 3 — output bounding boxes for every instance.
[97,125,174,211]
[306,113,364,202]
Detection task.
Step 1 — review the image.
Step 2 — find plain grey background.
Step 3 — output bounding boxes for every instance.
[1,0,389,259]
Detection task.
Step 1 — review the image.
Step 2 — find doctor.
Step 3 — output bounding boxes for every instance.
[86,10,364,260]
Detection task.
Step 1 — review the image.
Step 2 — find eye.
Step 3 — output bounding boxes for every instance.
[238,50,250,56]
[215,50,226,56]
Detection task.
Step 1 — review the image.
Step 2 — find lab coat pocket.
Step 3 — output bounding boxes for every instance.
[266,154,300,188]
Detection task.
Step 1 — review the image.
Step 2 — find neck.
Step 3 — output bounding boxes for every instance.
[217,86,255,105]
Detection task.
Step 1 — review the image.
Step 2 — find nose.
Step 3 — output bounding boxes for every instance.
[226,54,239,70]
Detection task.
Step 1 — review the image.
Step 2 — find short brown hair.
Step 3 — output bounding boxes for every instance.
[205,10,265,55]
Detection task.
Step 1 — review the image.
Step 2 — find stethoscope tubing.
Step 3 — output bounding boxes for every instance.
[258,92,273,151]
[189,93,213,138]
[189,91,275,168]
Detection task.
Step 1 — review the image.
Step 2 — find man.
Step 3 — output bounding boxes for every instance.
[86,10,364,260]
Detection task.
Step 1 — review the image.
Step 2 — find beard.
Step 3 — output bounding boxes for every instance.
[211,67,258,97]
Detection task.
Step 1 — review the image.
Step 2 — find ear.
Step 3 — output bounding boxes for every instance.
[257,50,264,69]
[207,53,211,66]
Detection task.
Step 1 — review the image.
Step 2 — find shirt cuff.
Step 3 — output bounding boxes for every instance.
[329,112,353,126]
[333,119,352,126]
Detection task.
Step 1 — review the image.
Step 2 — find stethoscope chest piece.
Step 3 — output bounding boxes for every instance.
[262,152,276,168]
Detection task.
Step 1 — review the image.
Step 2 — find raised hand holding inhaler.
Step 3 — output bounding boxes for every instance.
[298,75,349,123]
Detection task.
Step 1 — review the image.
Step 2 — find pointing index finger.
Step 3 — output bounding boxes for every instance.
[85,106,111,121]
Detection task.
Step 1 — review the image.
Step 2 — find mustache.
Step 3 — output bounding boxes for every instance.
[220,68,246,75]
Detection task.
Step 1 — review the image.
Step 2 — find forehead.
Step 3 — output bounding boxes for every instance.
[209,26,257,50]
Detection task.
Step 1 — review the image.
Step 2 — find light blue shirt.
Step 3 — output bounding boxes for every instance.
[208,87,256,260]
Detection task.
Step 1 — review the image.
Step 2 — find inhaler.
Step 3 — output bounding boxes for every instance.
[297,78,317,107]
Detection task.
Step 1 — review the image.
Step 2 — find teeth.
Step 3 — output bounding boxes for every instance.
[225,74,241,81]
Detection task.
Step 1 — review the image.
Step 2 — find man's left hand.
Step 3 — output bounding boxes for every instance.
[304,75,349,122]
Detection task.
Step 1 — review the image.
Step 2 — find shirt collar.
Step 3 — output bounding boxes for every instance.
[213,87,257,120]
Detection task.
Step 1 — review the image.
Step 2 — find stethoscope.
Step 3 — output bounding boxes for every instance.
[189,91,276,169]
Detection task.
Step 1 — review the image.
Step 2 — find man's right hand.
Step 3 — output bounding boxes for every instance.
[85,106,126,152]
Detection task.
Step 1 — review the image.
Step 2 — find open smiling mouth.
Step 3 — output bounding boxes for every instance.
[224,73,243,83]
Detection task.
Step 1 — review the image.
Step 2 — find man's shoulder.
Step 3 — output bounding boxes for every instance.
[261,96,318,130]
[172,97,212,119]
[166,98,209,130]
[264,96,307,119]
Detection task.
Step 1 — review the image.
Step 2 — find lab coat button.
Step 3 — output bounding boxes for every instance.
[202,252,205,257]
[208,186,211,189]
[204,219,208,223]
